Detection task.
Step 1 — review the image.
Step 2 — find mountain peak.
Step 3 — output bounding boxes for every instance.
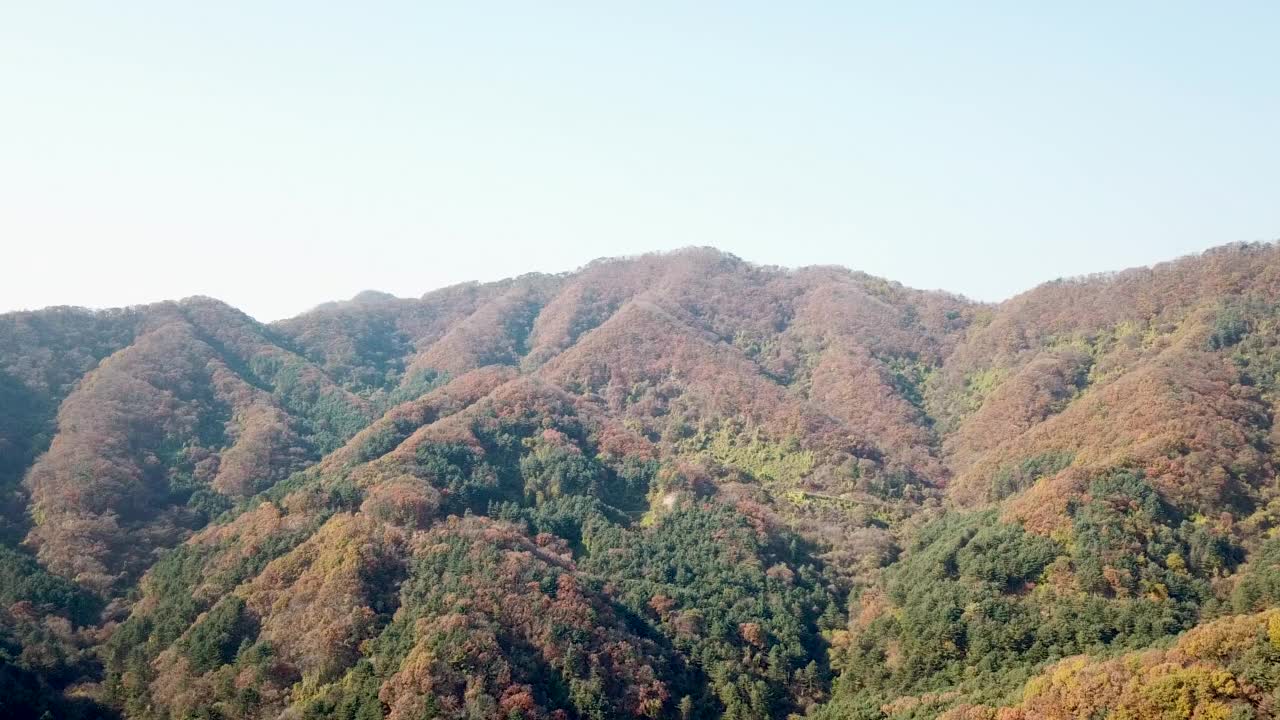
[4,241,1280,720]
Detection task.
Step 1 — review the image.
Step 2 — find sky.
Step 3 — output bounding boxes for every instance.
[3,2,1278,321]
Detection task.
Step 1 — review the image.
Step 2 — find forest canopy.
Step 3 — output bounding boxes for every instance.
[3,243,1280,718]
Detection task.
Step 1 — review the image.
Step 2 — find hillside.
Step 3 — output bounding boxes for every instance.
[3,243,1280,719]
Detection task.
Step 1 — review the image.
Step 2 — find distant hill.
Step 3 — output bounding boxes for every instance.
[3,243,1280,719]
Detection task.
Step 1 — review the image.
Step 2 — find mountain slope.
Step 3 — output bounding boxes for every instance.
[3,243,1280,719]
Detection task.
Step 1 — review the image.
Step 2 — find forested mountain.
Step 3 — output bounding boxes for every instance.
[3,243,1280,719]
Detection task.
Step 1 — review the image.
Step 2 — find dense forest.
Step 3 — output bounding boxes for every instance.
[3,243,1280,719]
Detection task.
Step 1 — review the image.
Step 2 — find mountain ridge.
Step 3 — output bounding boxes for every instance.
[3,241,1280,719]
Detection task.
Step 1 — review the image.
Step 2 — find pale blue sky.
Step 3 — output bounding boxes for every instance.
[3,2,1277,320]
